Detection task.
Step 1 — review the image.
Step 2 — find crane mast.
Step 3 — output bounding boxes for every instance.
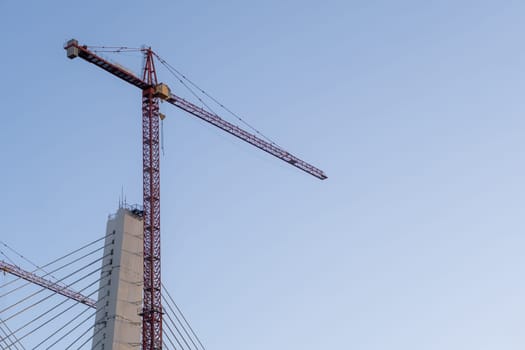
[65,38,327,350]
[141,49,163,349]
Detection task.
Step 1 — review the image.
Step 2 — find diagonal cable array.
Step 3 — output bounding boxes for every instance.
[0,234,113,349]
[0,232,209,350]
[161,284,207,350]
[0,233,111,293]
[0,318,25,350]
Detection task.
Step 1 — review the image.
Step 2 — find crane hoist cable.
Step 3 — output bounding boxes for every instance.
[154,52,282,149]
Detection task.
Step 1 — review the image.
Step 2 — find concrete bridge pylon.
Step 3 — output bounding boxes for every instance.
[92,206,144,349]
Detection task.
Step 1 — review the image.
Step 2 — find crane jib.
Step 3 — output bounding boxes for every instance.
[64,38,327,180]
[166,94,328,180]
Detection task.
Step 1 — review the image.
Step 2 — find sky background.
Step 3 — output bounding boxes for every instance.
[1,0,525,349]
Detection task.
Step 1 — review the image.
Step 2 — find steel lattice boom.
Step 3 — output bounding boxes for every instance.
[164,94,327,179]
[64,39,327,180]
[64,38,326,350]
[0,260,96,308]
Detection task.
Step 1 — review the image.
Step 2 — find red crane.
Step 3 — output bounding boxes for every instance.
[64,39,326,350]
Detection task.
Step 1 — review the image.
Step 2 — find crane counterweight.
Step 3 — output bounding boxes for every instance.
[66,39,79,59]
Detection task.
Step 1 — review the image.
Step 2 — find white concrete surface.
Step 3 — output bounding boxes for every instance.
[91,207,143,349]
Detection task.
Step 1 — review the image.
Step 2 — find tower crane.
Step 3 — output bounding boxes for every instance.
[64,39,327,350]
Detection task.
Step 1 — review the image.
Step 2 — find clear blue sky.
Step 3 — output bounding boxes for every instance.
[1,0,525,349]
